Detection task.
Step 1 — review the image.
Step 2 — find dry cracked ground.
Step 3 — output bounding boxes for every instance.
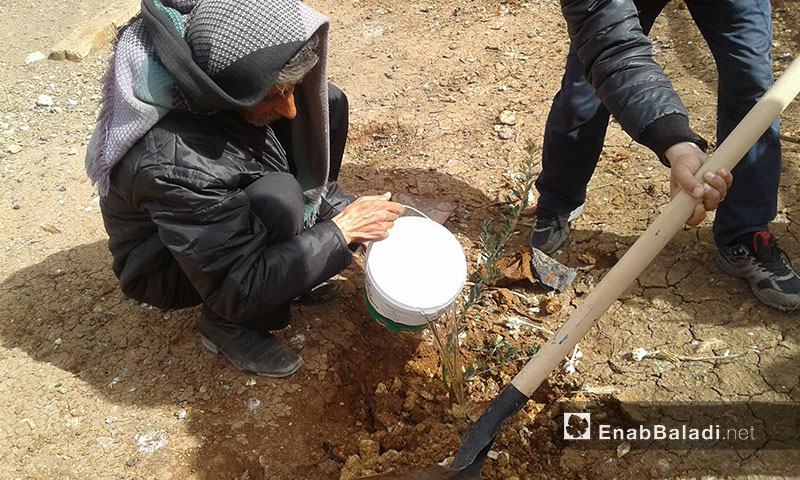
[1,1,799,479]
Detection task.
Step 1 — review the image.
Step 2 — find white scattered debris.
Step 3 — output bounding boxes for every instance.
[135,426,168,453]
[105,417,118,424]
[247,398,261,412]
[177,410,187,420]
[245,378,257,387]
[25,51,45,64]
[747,332,754,337]
[84,206,93,213]
[54,337,62,346]
[487,450,500,460]
[37,94,54,107]
[564,344,583,374]
[290,333,305,346]
[19,125,29,131]
[97,436,113,451]
[67,98,78,106]
[696,338,725,354]
[616,441,631,458]
[631,347,649,362]
[580,385,619,395]
[506,316,554,336]
[109,377,120,387]
[7,144,23,154]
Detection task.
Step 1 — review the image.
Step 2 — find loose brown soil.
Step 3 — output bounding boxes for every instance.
[1,1,798,479]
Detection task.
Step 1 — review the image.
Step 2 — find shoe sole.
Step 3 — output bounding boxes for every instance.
[716,253,796,312]
[200,334,304,378]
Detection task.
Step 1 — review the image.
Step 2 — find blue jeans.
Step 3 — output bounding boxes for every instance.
[535,0,780,247]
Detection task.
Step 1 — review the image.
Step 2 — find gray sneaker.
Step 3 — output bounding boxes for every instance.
[717,231,800,311]
[529,204,584,255]
[199,310,303,378]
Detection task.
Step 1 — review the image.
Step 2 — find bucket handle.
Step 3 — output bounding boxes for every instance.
[399,204,432,220]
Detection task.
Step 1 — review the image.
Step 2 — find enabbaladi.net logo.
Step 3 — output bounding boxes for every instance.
[558,403,798,450]
[563,412,756,442]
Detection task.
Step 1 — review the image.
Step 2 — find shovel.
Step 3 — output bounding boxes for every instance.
[365,55,800,479]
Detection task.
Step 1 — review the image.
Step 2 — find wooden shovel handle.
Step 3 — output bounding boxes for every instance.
[511,56,800,397]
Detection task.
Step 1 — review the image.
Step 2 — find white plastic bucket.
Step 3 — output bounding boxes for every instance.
[364,207,467,332]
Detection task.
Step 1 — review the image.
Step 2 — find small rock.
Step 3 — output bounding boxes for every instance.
[177,386,195,402]
[498,110,516,125]
[7,144,23,154]
[378,449,402,467]
[359,439,380,469]
[497,127,514,140]
[245,378,257,387]
[67,99,78,106]
[403,392,417,412]
[339,454,364,480]
[375,382,388,394]
[11,200,20,210]
[126,458,137,467]
[37,94,54,107]
[616,441,631,458]
[542,296,562,314]
[67,147,79,156]
[25,51,46,64]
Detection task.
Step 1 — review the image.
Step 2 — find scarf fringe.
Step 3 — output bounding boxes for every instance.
[86,51,120,196]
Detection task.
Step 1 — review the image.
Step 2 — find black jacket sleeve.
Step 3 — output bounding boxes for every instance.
[132,163,352,324]
[561,0,707,162]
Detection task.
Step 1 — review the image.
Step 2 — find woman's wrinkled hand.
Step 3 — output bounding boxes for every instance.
[332,192,404,246]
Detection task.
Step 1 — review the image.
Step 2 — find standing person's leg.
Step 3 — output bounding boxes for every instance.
[532,2,667,253]
[535,47,611,216]
[688,0,799,310]
[199,172,307,377]
[687,0,780,245]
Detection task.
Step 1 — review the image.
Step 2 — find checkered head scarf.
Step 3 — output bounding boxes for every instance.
[86,0,331,221]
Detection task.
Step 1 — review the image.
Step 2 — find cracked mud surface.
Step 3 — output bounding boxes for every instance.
[1,1,798,479]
